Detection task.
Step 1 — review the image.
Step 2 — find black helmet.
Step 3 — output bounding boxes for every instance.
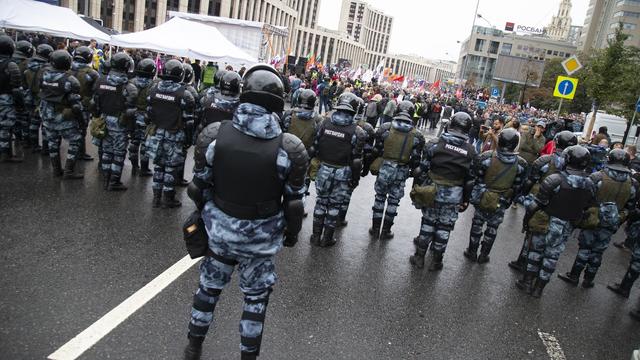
[16,40,33,58]
[73,46,93,64]
[182,63,194,84]
[498,128,520,153]
[448,112,472,136]
[50,50,72,71]
[214,69,228,89]
[0,35,15,56]
[554,130,578,150]
[135,58,157,78]
[355,97,365,117]
[395,100,415,123]
[160,59,185,82]
[334,92,360,114]
[240,64,284,113]
[607,148,631,172]
[111,52,132,73]
[35,44,54,61]
[219,71,241,98]
[563,145,591,171]
[298,89,317,110]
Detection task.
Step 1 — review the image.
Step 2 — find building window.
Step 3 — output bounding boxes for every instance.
[611,22,638,30]
[552,50,559,56]
[500,43,512,55]
[488,41,500,54]
[474,38,485,51]
[614,11,640,18]
[547,49,552,55]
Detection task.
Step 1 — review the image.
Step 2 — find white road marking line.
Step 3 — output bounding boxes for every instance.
[537,330,567,360]
[48,255,199,360]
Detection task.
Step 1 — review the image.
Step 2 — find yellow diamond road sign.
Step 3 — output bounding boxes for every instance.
[562,55,582,76]
[553,76,578,100]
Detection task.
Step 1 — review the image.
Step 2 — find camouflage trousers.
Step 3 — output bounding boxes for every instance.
[0,104,16,154]
[28,109,46,148]
[469,206,507,254]
[416,202,460,255]
[189,251,276,355]
[372,172,408,224]
[340,185,355,220]
[45,125,82,160]
[146,129,186,192]
[572,228,615,277]
[627,221,640,274]
[313,164,351,231]
[527,216,574,281]
[128,123,148,165]
[101,116,129,178]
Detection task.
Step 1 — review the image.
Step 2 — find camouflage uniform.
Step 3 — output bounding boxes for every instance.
[196,87,240,137]
[39,70,82,161]
[468,150,528,260]
[310,110,366,245]
[145,80,195,195]
[23,58,48,151]
[9,50,29,145]
[69,61,99,160]
[127,76,155,172]
[371,119,424,237]
[188,103,307,356]
[92,71,138,184]
[281,107,322,195]
[0,55,24,159]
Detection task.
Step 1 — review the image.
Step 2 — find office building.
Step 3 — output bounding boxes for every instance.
[578,0,640,53]
[546,0,573,40]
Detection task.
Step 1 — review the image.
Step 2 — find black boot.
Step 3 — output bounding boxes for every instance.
[78,141,93,161]
[241,352,257,360]
[183,334,203,360]
[162,190,182,208]
[152,188,162,208]
[50,156,63,177]
[409,247,427,269]
[337,210,348,227]
[309,220,323,246]
[463,240,479,262]
[558,262,581,286]
[40,141,49,156]
[607,270,639,298]
[131,160,139,176]
[62,159,84,180]
[508,255,527,273]
[8,141,24,163]
[108,175,128,191]
[582,271,596,289]
[176,164,189,187]
[139,159,153,177]
[319,227,336,247]
[103,171,111,190]
[428,251,444,272]
[531,278,548,298]
[368,218,382,238]
[516,271,537,294]
[477,242,493,264]
[631,308,640,322]
[379,219,394,240]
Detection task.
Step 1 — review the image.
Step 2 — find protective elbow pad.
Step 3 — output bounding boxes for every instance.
[462,179,474,203]
[284,199,304,235]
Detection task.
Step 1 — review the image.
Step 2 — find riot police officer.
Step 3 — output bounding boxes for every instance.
[127,58,156,177]
[196,70,239,135]
[508,131,578,272]
[558,149,638,287]
[309,92,366,247]
[184,64,308,360]
[24,43,53,154]
[39,50,83,178]
[465,128,528,263]
[369,100,425,239]
[409,112,476,270]
[146,59,195,208]
[175,63,200,187]
[70,45,99,162]
[0,35,25,163]
[91,52,138,191]
[517,145,596,297]
[9,40,32,157]
[608,199,640,299]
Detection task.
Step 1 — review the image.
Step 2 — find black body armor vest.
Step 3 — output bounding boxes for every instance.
[317,119,356,166]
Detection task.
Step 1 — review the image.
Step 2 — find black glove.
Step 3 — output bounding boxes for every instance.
[349,178,359,189]
[458,202,469,213]
[283,232,298,247]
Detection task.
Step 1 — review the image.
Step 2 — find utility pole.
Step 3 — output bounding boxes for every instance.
[458,0,480,87]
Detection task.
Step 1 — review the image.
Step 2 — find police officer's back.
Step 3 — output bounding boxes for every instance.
[70,46,99,161]
[197,70,240,136]
[128,58,157,176]
[0,35,25,163]
[281,88,322,151]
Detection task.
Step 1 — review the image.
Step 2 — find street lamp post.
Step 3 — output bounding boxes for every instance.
[458,0,480,87]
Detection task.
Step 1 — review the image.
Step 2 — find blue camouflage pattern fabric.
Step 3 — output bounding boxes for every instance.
[0,56,23,155]
[415,132,474,254]
[526,172,596,282]
[372,120,424,224]
[469,150,528,253]
[39,70,82,160]
[572,168,638,277]
[312,110,366,231]
[146,80,195,192]
[586,144,608,173]
[128,76,154,165]
[188,103,305,354]
[0,94,16,154]
[24,59,48,147]
[628,220,640,274]
[95,72,138,177]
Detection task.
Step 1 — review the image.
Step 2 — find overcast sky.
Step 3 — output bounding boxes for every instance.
[318,0,589,62]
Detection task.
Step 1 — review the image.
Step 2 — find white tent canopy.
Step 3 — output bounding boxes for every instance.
[110,17,257,65]
[0,0,110,42]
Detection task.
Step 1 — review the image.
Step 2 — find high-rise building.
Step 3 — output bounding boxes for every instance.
[338,0,391,54]
[578,0,640,53]
[546,0,572,40]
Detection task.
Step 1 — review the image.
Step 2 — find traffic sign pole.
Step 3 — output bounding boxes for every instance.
[556,98,563,120]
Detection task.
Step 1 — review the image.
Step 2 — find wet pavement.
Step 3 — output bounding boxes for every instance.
[1,135,640,360]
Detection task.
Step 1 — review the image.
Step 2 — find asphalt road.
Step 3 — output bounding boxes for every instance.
[1,133,640,360]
